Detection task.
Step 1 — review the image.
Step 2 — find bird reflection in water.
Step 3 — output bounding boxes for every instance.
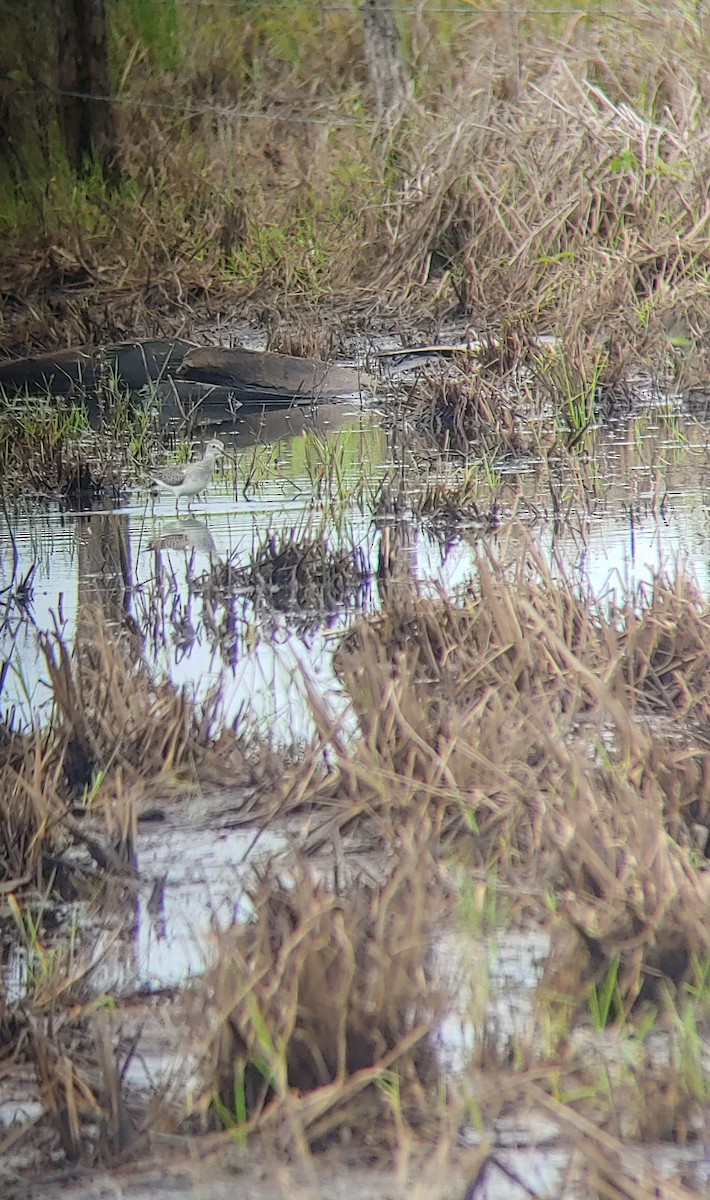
[146,516,221,564]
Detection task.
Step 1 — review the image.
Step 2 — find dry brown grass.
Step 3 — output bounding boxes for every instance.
[0,608,253,897]
[0,720,68,891]
[4,3,710,396]
[277,547,710,1015]
[402,341,535,458]
[374,29,710,387]
[41,609,249,798]
[621,575,710,729]
[396,330,638,461]
[23,1007,177,1166]
[199,528,371,629]
[196,840,445,1151]
[517,1084,707,1198]
[8,548,710,1179]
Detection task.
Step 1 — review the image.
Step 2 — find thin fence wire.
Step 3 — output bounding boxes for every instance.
[30,87,371,127]
[10,0,702,131]
[157,0,685,14]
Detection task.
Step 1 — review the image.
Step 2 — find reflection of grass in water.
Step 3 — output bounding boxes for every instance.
[199,519,371,627]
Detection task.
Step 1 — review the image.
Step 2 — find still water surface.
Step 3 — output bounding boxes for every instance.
[3,400,710,742]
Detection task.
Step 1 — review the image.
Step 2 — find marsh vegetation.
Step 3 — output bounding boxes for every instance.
[3,2,710,1198]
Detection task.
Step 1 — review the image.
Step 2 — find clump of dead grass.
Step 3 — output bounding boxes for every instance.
[0,606,255,897]
[622,575,710,726]
[284,548,710,1014]
[403,347,534,457]
[196,841,445,1150]
[0,720,68,890]
[199,529,371,626]
[41,609,248,803]
[545,752,710,1012]
[24,1008,176,1167]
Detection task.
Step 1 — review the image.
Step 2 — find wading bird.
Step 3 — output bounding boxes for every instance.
[149,439,225,511]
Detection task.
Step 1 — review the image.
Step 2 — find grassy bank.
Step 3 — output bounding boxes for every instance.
[1,1,709,394]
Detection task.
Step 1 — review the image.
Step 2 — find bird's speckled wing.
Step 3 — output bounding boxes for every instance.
[152,464,190,486]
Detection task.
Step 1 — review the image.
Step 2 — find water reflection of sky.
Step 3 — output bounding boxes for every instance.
[3,407,710,739]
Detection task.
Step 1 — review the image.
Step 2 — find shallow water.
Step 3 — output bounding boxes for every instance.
[2,403,383,739]
[92,804,292,995]
[6,389,708,1048]
[3,397,710,742]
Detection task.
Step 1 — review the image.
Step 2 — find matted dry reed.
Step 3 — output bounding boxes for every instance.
[198,528,372,627]
[196,841,445,1151]
[0,607,254,897]
[278,549,710,1015]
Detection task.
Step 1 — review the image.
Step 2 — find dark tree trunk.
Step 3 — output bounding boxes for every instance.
[0,3,56,193]
[361,0,410,123]
[56,0,119,178]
